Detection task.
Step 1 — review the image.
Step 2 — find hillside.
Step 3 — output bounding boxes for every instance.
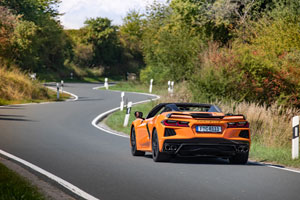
[0,67,55,105]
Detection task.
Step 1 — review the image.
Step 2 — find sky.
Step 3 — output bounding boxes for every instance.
[58,0,167,29]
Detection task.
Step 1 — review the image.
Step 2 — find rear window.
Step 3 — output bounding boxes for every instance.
[177,105,222,113]
[178,106,210,112]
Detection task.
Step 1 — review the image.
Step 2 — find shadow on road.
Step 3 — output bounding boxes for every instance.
[143,154,260,166]
[0,114,36,122]
[0,106,24,109]
[76,97,104,102]
[0,114,25,117]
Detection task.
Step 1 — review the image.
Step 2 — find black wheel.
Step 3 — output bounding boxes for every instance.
[229,152,249,164]
[152,129,170,162]
[130,127,145,156]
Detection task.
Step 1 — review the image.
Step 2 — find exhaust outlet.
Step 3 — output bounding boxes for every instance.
[238,146,243,152]
[237,146,249,153]
[172,145,177,151]
[165,145,171,151]
[243,147,249,152]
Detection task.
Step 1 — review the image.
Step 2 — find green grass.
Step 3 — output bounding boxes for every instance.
[250,141,300,168]
[106,101,156,134]
[38,74,104,83]
[105,81,166,134]
[100,81,166,94]
[0,163,45,200]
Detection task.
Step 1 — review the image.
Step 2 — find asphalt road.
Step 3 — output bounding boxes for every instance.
[0,83,299,200]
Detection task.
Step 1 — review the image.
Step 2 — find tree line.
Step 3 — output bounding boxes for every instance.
[0,0,142,79]
[1,0,300,107]
[120,0,300,107]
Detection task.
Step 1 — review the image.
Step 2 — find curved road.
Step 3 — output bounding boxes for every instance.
[0,83,299,200]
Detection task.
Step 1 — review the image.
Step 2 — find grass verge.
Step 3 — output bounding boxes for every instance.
[0,67,71,106]
[250,141,300,168]
[105,81,300,169]
[0,90,71,106]
[106,101,157,134]
[0,163,45,200]
[100,81,167,95]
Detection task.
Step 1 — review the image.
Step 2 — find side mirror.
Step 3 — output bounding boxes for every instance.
[134,111,143,119]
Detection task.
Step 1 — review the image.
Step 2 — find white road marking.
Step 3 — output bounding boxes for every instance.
[46,86,78,101]
[92,84,114,90]
[267,165,300,174]
[0,86,99,200]
[91,88,160,138]
[92,107,130,138]
[0,150,99,200]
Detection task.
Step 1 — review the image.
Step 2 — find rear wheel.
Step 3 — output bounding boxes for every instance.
[130,127,145,156]
[152,129,170,162]
[229,152,249,164]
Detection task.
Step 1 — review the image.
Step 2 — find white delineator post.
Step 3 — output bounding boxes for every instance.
[292,116,299,159]
[70,72,73,80]
[30,73,36,80]
[120,92,125,111]
[168,81,171,93]
[104,78,108,90]
[123,101,132,127]
[171,81,174,93]
[149,79,153,93]
[61,80,64,93]
[56,83,60,100]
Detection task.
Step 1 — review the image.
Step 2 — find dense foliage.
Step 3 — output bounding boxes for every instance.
[123,0,300,108]
[1,0,300,107]
[0,0,72,73]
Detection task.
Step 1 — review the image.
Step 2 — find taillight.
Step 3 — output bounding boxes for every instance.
[162,120,189,127]
[227,121,249,128]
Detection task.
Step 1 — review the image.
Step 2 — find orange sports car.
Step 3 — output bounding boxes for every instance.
[130,103,250,164]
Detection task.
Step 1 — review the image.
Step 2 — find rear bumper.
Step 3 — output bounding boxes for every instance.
[162,138,250,157]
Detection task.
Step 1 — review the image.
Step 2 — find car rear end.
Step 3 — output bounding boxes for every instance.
[158,112,251,160]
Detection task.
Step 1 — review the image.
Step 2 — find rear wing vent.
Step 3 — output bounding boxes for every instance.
[224,114,246,120]
[191,113,223,119]
[166,113,224,119]
[166,113,246,120]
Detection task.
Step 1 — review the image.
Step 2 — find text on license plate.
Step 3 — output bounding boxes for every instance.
[196,126,222,133]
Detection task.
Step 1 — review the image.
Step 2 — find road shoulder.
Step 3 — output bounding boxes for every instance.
[0,156,77,200]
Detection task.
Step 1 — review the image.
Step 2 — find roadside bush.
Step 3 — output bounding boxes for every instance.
[190,13,300,108]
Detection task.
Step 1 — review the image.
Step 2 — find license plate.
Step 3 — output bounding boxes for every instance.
[196,126,222,133]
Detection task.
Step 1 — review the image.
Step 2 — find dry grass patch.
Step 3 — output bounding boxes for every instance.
[0,67,50,102]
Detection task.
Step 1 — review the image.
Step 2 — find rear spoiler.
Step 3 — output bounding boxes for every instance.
[166,113,246,120]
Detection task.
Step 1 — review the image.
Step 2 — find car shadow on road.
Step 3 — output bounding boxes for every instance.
[143,154,259,166]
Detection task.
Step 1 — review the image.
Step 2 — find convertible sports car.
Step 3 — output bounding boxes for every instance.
[130,103,251,164]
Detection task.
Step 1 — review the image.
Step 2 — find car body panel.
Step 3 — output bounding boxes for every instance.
[131,103,251,158]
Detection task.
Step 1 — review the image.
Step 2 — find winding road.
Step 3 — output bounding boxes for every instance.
[0,83,299,200]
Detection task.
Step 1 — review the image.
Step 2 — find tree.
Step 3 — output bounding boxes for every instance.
[0,0,72,72]
[0,6,19,63]
[0,0,61,23]
[120,10,144,53]
[82,17,121,74]
[119,10,146,75]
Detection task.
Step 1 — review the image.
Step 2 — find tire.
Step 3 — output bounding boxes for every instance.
[229,152,249,164]
[130,127,145,156]
[152,129,170,162]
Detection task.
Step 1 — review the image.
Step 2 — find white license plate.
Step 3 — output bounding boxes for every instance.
[196,126,222,133]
